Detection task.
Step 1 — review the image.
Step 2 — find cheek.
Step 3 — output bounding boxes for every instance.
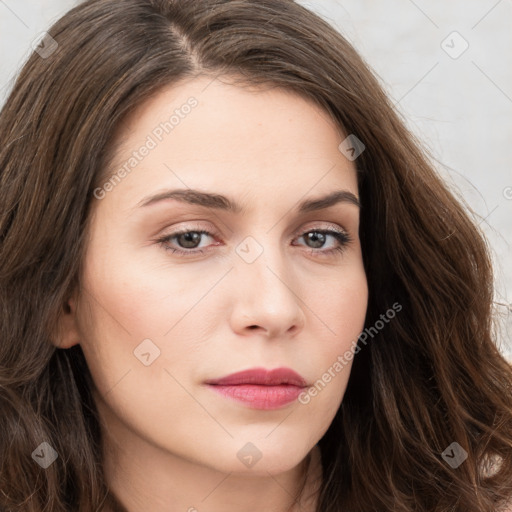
[298,262,367,414]
[79,230,200,332]
[75,236,230,398]
[311,258,368,347]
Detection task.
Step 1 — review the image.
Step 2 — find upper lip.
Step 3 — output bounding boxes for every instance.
[205,367,307,387]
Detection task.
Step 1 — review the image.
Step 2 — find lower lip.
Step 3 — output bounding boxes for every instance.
[206,384,305,410]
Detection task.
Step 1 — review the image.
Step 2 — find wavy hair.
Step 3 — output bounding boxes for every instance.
[1,0,511,510]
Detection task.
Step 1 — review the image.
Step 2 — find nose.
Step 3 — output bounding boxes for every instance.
[229,242,306,339]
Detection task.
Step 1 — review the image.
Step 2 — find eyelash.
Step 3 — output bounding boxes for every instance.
[156,226,352,258]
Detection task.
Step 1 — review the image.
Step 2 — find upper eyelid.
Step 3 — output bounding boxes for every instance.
[160,218,351,235]
[159,223,352,244]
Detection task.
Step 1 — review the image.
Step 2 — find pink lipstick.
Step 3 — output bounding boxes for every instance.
[204,367,307,410]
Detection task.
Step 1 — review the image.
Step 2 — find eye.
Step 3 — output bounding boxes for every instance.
[157,229,217,256]
[293,228,352,256]
[156,226,352,257]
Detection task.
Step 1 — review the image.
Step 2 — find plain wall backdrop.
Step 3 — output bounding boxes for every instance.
[1,0,511,358]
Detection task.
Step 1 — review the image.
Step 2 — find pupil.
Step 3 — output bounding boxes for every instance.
[307,232,325,248]
[179,232,200,248]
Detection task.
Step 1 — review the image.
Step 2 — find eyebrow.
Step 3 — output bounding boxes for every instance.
[136,188,360,214]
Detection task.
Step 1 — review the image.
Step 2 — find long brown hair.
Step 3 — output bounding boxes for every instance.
[1,1,511,510]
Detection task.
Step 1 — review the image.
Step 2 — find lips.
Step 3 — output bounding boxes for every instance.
[204,367,308,387]
[204,367,308,410]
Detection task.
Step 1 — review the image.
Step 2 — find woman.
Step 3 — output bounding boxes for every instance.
[1,1,511,511]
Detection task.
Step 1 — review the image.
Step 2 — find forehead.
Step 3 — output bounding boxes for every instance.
[98,75,358,213]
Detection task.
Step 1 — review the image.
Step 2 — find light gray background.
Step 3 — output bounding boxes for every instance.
[1,0,511,358]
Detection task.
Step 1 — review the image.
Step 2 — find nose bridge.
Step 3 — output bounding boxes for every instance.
[235,233,290,294]
[231,231,304,335]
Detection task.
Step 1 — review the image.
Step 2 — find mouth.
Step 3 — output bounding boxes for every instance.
[204,367,308,410]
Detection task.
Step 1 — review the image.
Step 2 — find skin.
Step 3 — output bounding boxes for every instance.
[55,75,368,512]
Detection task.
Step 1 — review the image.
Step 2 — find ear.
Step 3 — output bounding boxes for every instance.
[52,292,81,349]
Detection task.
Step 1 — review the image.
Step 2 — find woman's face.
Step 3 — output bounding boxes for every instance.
[66,75,368,476]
